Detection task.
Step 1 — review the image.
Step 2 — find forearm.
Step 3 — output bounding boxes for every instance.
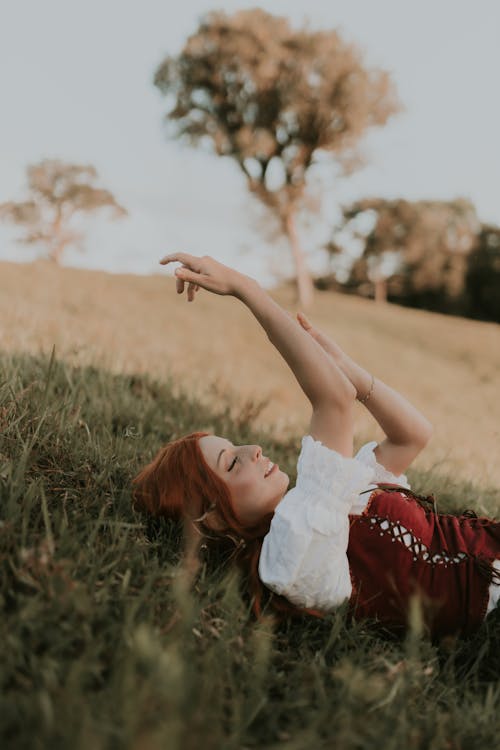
[339,353,433,445]
[236,278,356,407]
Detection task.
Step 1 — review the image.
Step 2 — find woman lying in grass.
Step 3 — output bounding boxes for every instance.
[132,253,500,640]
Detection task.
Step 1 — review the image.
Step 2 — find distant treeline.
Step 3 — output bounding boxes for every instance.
[316,197,500,324]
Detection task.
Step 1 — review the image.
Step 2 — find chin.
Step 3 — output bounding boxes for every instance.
[279,473,290,492]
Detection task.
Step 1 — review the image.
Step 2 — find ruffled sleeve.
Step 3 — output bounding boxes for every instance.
[354,440,411,490]
[258,435,376,612]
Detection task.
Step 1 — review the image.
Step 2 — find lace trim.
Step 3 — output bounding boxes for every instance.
[368,515,468,565]
[296,436,375,515]
[355,440,411,489]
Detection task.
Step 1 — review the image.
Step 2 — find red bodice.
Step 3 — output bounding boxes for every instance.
[346,483,500,639]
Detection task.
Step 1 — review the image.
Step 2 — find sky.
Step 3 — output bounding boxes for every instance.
[1,0,499,287]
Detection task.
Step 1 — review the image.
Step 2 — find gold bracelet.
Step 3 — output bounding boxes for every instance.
[357,373,375,404]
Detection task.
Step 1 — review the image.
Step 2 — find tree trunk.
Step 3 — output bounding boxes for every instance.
[47,214,67,264]
[284,211,314,310]
[374,276,387,304]
[48,240,68,264]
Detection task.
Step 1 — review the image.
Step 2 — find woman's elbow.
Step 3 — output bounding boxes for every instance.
[312,390,356,419]
[322,375,357,408]
[418,421,434,446]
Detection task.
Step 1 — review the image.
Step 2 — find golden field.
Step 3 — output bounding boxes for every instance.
[1,258,499,489]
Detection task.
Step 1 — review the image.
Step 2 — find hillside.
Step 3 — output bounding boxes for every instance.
[3,342,500,748]
[1,258,499,489]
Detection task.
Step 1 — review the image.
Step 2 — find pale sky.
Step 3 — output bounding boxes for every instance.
[1,0,499,287]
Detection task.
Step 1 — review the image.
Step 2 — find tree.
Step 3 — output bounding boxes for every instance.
[465,223,500,323]
[0,159,127,264]
[326,197,480,305]
[153,8,402,308]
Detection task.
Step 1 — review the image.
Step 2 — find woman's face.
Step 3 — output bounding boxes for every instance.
[199,435,290,526]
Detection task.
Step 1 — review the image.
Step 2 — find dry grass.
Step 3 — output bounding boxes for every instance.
[1,257,499,488]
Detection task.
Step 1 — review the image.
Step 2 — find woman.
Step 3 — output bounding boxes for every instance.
[132,252,500,640]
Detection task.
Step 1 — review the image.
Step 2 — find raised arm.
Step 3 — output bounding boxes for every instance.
[297,312,433,475]
[159,252,356,410]
[236,276,356,409]
[237,277,357,456]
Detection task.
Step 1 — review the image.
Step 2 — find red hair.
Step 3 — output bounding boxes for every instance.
[131,431,326,624]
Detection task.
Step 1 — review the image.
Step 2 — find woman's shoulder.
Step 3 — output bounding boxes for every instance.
[353,440,411,489]
[298,434,377,469]
[295,434,377,493]
[295,435,410,489]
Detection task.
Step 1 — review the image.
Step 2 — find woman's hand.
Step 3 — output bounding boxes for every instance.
[297,312,374,402]
[296,312,346,366]
[159,252,248,301]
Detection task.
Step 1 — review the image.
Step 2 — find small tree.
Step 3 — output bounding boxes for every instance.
[465,223,500,323]
[328,197,480,304]
[0,159,127,264]
[153,8,402,308]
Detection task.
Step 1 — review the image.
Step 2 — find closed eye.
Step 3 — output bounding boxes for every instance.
[228,456,238,471]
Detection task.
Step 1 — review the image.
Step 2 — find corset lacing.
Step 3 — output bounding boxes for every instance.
[358,483,500,585]
[367,515,468,565]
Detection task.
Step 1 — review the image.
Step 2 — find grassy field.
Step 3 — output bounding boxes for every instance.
[1,259,499,490]
[1,348,500,749]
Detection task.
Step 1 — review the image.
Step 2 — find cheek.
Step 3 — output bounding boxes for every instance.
[228,471,264,509]
[232,473,258,496]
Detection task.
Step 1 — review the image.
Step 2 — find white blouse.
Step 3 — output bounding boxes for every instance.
[258,435,500,615]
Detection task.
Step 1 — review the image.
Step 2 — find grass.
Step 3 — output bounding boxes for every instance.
[1,348,500,749]
[1,258,500,490]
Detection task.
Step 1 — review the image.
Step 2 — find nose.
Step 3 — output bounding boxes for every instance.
[251,445,262,461]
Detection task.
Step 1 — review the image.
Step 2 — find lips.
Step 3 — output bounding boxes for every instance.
[264,461,277,478]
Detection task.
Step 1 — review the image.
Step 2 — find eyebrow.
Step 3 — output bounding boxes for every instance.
[216,443,233,468]
[216,448,227,468]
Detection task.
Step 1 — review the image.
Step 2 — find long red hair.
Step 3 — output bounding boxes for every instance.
[131,431,326,624]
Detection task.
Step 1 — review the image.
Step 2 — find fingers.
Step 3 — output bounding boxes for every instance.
[160,253,201,302]
[174,267,200,290]
[159,252,202,273]
[297,311,312,330]
[173,272,200,302]
[297,312,322,343]
[160,253,206,291]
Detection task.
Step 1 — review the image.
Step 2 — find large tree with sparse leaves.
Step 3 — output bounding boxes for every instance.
[0,159,127,264]
[153,8,402,308]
